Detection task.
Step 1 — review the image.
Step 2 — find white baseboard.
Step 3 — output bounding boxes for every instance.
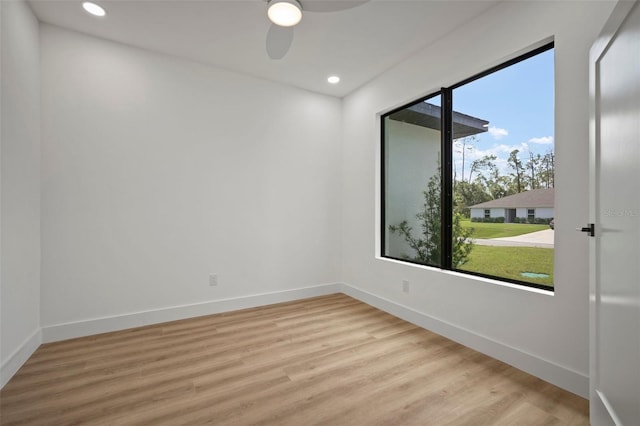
[11,281,587,399]
[41,283,342,343]
[1,328,42,389]
[340,283,589,398]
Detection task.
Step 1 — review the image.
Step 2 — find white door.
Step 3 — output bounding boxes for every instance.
[589,1,640,425]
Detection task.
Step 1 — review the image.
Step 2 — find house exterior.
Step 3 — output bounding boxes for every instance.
[384,102,488,259]
[469,188,554,223]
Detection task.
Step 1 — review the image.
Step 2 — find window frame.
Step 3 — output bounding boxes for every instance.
[380,42,554,291]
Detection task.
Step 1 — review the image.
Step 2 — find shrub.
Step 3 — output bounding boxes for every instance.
[534,217,553,225]
[389,164,474,267]
[473,216,505,223]
[512,217,552,224]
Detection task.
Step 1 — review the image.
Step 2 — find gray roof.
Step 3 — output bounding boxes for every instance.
[388,102,489,139]
[470,188,555,209]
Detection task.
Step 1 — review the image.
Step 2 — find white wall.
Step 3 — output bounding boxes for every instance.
[470,208,484,219]
[471,207,554,220]
[515,207,554,220]
[341,1,615,397]
[0,0,42,387]
[40,25,342,331]
[490,208,506,219]
[473,208,509,220]
[2,0,616,399]
[535,207,554,219]
[384,119,440,259]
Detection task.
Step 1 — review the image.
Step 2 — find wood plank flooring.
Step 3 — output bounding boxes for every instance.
[0,294,589,425]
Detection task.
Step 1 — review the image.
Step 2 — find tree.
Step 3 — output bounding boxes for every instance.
[507,149,525,193]
[454,136,477,183]
[452,212,473,267]
[389,163,474,267]
[526,152,541,190]
[453,181,492,217]
[538,149,555,188]
[491,175,513,198]
[472,154,511,199]
[468,154,497,184]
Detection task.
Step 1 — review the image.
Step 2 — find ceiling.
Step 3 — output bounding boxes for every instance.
[29,0,500,97]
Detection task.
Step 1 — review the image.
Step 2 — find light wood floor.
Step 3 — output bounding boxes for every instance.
[0,293,588,425]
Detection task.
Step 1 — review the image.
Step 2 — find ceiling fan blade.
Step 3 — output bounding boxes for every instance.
[300,0,369,13]
[266,24,294,60]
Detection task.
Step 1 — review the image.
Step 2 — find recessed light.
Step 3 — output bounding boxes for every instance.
[82,1,106,17]
[327,76,340,84]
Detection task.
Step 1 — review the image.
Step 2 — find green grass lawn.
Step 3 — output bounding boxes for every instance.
[460,219,549,239]
[458,245,554,287]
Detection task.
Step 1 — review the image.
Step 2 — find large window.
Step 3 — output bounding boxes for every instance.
[382,43,554,290]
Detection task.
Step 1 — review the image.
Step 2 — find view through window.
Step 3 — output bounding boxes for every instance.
[382,43,555,290]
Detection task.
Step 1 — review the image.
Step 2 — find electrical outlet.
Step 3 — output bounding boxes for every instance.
[209,273,218,286]
[402,280,410,293]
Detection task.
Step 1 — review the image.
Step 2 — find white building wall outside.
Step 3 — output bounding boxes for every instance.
[516,207,554,219]
[384,120,440,260]
[469,208,507,219]
[490,208,505,219]
[470,209,483,219]
[472,207,554,220]
[536,208,554,218]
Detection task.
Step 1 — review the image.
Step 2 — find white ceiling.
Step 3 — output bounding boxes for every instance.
[29,0,500,97]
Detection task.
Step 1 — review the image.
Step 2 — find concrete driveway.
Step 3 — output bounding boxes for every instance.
[473,229,554,248]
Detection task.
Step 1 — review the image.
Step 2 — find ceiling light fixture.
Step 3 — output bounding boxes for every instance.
[328,76,340,84]
[267,0,302,27]
[82,1,106,17]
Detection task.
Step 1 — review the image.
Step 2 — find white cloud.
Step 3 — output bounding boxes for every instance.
[528,136,554,144]
[488,126,508,140]
[478,143,529,156]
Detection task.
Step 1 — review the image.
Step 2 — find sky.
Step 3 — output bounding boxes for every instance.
[451,48,554,181]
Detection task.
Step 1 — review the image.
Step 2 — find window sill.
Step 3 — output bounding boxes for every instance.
[377,256,554,297]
